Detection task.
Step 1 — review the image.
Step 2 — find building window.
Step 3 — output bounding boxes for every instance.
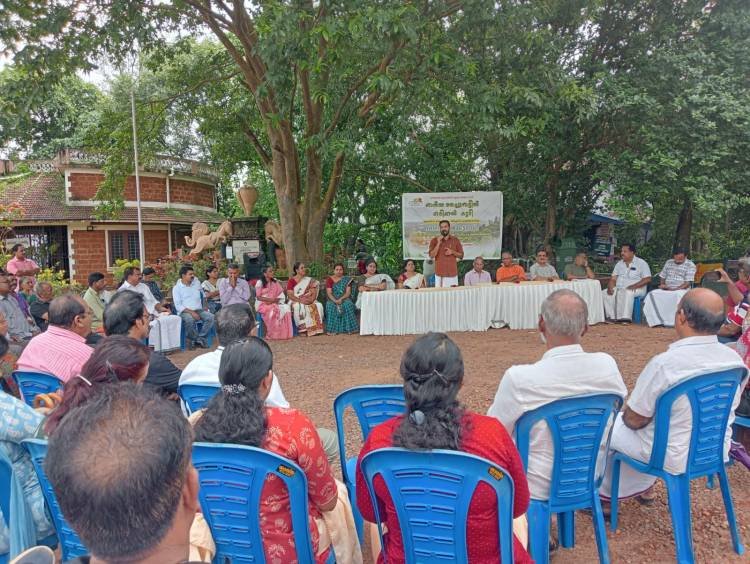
[109,231,140,265]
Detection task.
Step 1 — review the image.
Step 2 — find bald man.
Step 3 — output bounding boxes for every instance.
[600,288,747,502]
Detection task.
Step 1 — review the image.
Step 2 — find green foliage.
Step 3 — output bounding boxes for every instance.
[36,267,84,296]
[112,258,140,284]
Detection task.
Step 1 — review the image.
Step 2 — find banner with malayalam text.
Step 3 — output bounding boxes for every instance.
[402,191,503,260]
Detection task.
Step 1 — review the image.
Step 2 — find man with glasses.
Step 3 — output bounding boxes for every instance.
[17,294,94,382]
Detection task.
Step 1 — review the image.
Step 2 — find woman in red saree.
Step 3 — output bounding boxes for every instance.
[255,265,293,340]
[286,262,325,337]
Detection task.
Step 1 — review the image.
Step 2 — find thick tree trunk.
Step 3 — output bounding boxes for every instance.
[674,197,693,252]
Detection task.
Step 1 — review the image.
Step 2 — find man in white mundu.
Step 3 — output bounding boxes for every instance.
[428,220,464,288]
[643,248,696,327]
[118,266,182,351]
[603,243,652,322]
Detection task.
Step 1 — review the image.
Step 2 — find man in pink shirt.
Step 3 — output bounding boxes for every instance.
[5,244,40,286]
[17,294,94,382]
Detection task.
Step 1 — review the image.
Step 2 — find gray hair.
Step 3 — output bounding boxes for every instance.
[540,289,588,338]
[34,281,53,295]
[739,258,750,277]
[679,291,725,334]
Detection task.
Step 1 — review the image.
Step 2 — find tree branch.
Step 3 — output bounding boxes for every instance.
[240,122,272,170]
[322,151,345,212]
[349,167,434,192]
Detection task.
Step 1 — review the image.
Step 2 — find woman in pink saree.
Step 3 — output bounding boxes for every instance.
[254,265,293,340]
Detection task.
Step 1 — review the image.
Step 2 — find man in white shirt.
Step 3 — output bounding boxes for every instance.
[118,266,182,351]
[603,243,652,321]
[488,289,627,499]
[180,303,338,462]
[643,248,697,327]
[599,288,747,500]
[172,265,215,349]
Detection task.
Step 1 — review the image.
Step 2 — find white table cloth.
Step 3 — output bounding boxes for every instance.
[359,279,604,335]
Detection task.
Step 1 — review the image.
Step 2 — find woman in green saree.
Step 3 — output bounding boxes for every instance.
[325,263,358,335]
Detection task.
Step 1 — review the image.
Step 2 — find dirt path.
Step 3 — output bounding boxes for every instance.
[171,324,750,563]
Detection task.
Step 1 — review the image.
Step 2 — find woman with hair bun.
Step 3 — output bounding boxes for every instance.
[355,332,531,563]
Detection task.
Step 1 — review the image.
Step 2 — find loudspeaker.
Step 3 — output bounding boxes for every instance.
[243,250,266,280]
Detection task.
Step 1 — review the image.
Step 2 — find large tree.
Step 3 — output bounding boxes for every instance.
[2,0,461,266]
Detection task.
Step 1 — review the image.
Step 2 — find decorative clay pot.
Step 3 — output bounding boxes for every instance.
[237,185,259,216]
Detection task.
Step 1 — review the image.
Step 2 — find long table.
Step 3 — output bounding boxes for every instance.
[359,279,604,336]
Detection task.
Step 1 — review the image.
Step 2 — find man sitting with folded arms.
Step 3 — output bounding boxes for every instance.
[46,383,203,564]
[17,294,93,382]
[180,303,339,463]
[172,265,215,350]
[104,291,181,396]
[529,249,560,282]
[463,256,492,286]
[602,243,652,322]
[488,289,627,501]
[599,288,747,504]
[643,248,696,327]
[496,251,527,283]
[564,252,596,281]
[119,266,182,352]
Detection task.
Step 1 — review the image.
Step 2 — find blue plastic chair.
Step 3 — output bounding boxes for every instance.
[333,385,405,541]
[610,368,747,563]
[515,393,624,564]
[192,443,335,564]
[255,311,265,338]
[22,440,87,561]
[734,415,750,430]
[0,454,9,564]
[633,295,644,324]
[179,319,216,350]
[177,383,220,415]
[359,447,516,563]
[11,372,63,407]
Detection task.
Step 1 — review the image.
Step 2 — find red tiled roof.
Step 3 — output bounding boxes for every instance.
[0,172,226,225]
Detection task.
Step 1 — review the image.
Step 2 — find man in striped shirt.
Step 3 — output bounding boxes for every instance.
[643,248,697,327]
[17,294,94,382]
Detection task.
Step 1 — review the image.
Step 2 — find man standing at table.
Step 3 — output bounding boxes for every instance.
[428,220,464,287]
[464,256,491,286]
[603,243,652,322]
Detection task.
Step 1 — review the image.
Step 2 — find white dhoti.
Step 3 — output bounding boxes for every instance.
[602,287,647,321]
[643,289,688,327]
[148,313,182,352]
[598,416,657,499]
[434,275,458,288]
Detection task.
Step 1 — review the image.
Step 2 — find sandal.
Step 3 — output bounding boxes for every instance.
[635,485,657,506]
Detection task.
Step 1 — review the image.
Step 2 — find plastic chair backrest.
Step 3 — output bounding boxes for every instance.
[333,385,405,482]
[192,442,317,563]
[11,373,62,407]
[0,453,11,559]
[360,448,515,564]
[648,368,747,475]
[21,440,87,560]
[178,383,220,415]
[515,393,623,508]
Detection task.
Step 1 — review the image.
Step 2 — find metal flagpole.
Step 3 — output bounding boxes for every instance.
[130,87,145,267]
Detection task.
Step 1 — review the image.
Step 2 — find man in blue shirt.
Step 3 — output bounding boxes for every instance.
[172,265,215,349]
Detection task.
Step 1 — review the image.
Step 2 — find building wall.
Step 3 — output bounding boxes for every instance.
[68,172,215,208]
[70,226,171,286]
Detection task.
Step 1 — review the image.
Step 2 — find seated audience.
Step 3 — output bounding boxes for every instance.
[643,248,696,327]
[18,276,36,305]
[83,272,108,332]
[104,291,182,395]
[173,266,215,350]
[0,274,35,353]
[325,263,358,335]
[0,335,55,554]
[564,252,596,281]
[141,267,164,303]
[287,262,325,336]
[202,266,222,314]
[355,259,395,309]
[0,313,20,394]
[463,256,492,286]
[8,274,33,323]
[45,383,203,564]
[356,332,532,563]
[599,288,748,501]
[119,266,182,352]
[397,259,426,289]
[17,294,93,382]
[194,338,360,563]
[529,249,560,282]
[602,243,652,322]
[218,263,251,307]
[488,290,627,499]
[496,251,527,283]
[5,244,40,280]
[255,265,294,340]
[29,281,53,331]
[43,335,150,436]
[717,259,750,342]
